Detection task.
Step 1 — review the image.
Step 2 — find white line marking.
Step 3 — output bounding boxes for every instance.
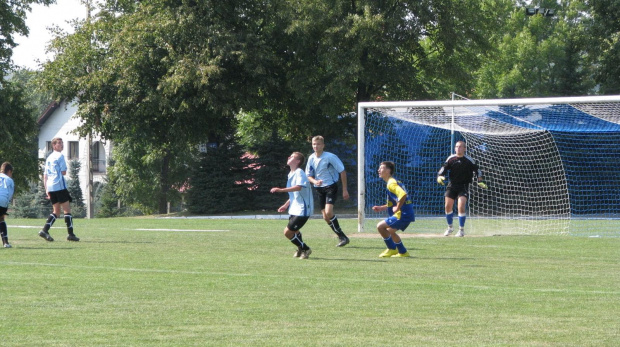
[134,228,229,232]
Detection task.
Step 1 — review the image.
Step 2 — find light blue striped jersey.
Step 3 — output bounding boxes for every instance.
[287,168,314,217]
[45,151,68,192]
[305,151,345,187]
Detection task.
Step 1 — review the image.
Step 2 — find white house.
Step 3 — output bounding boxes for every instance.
[37,100,112,205]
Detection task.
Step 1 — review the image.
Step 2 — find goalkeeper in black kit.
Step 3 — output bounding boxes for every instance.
[437,140,487,237]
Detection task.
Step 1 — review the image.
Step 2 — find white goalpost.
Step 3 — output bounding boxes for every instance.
[357,95,620,236]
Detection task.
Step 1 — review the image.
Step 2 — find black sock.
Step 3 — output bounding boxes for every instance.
[0,221,7,244]
[329,216,346,238]
[64,214,74,234]
[43,214,57,233]
[290,233,309,250]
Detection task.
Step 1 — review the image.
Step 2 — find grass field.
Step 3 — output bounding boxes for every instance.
[1,217,619,346]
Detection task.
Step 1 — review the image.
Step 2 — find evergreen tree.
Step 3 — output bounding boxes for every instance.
[67,159,86,217]
[11,183,39,218]
[250,133,296,211]
[187,137,254,214]
[35,180,51,218]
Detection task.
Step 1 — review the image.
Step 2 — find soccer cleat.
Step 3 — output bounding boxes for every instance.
[456,229,465,237]
[3,243,12,248]
[67,234,80,242]
[379,249,398,258]
[336,236,349,247]
[299,248,312,259]
[443,227,453,237]
[293,248,302,258]
[391,252,410,258]
[39,230,54,242]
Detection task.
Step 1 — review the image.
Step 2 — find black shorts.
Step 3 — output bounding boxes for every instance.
[315,183,339,210]
[49,189,73,205]
[0,207,7,216]
[287,216,310,232]
[445,184,469,200]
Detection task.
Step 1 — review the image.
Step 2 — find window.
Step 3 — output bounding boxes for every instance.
[68,141,79,160]
[45,141,53,157]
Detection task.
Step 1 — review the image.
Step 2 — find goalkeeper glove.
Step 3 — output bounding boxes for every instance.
[477,182,488,189]
[437,176,445,185]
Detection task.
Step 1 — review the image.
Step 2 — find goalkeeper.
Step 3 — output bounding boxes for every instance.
[436,140,485,237]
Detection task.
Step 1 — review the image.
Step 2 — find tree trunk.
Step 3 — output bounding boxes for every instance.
[158,150,171,214]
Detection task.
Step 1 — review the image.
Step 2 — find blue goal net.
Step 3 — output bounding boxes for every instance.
[360,97,620,236]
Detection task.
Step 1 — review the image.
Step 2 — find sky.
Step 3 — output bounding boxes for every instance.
[12,0,88,70]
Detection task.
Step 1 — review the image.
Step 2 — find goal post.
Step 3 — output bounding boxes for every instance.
[357,95,620,236]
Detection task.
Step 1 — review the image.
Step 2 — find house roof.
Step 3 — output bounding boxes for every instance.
[37,101,61,126]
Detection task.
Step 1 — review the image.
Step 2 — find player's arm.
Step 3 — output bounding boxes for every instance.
[437,162,448,185]
[270,185,302,193]
[372,204,388,212]
[339,170,349,200]
[277,199,291,213]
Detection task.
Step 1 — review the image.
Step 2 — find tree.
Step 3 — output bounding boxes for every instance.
[474,0,595,98]
[187,137,254,214]
[39,0,275,214]
[586,0,620,94]
[1,1,55,192]
[67,159,86,217]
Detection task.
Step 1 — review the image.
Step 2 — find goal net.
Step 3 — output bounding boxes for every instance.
[357,95,620,236]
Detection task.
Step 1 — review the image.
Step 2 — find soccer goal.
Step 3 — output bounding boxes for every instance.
[357,95,620,236]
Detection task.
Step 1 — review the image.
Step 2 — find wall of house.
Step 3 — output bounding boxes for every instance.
[38,100,112,203]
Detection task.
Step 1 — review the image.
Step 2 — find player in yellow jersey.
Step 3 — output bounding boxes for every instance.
[371,161,414,258]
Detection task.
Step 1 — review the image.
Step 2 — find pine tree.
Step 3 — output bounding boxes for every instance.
[187,137,254,214]
[67,159,86,217]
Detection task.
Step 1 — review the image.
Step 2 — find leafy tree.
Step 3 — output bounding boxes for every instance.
[474,0,595,98]
[39,0,274,213]
[586,0,620,94]
[1,1,55,192]
[8,69,54,116]
[0,81,41,190]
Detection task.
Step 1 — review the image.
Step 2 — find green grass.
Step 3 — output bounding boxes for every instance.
[1,217,619,346]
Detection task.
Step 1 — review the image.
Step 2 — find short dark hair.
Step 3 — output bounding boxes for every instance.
[1,162,13,174]
[381,161,395,175]
[292,151,305,166]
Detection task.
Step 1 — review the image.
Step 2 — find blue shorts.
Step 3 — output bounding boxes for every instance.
[385,216,413,231]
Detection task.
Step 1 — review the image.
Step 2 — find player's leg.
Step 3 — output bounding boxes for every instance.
[285,216,310,259]
[377,220,398,257]
[386,218,410,257]
[39,198,58,241]
[444,194,455,236]
[323,184,349,246]
[61,200,79,241]
[456,195,468,237]
[0,211,10,248]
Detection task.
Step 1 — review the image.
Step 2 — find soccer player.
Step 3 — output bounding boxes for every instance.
[306,135,350,247]
[371,161,413,258]
[437,140,486,237]
[38,137,80,242]
[270,152,314,259]
[0,162,15,248]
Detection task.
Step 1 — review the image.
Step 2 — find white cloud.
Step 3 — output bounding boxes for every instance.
[12,0,87,70]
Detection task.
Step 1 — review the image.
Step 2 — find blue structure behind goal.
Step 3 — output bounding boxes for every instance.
[358,96,620,236]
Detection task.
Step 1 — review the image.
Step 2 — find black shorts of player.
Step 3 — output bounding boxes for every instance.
[315,183,339,210]
[445,184,469,200]
[0,206,7,216]
[49,189,73,205]
[287,215,310,232]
